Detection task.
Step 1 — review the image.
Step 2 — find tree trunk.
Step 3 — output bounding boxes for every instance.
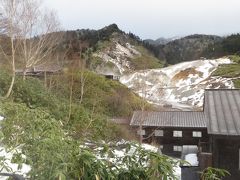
[23,68,27,80]
[44,71,47,88]
[79,72,84,105]
[139,104,148,144]
[67,74,74,124]
[139,123,143,144]
[4,36,16,99]
[49,76,53,90]
[4,71,15,98]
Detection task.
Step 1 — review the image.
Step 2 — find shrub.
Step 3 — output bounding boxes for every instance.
[201,167,230,180]
[0,102,182,179]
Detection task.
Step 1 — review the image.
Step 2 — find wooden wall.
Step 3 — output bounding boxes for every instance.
[141,127,209,157]
[212,136,240,180]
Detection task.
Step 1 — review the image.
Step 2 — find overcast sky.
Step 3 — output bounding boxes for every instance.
[44,0,240,39]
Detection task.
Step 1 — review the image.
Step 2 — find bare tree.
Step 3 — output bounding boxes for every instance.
[135,71,162,144]
[78,48,92,105]
[0,13,8,34]
[0,0,21,98]
[16,0,61,80]
[0,0,61,98]
[66,46,90,124]
[135,72,151,144]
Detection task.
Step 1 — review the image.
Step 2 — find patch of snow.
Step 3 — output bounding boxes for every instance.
[113,149,125,157]
[185,153,199,166]
[0,147,31,179]
[0,116,31,179]
[141,143,158,152]
[115,43,133,58]
[88,140,181,178]
[126,43,141,55]
[93,42,141,74]
[174,165,182,180]
[120,58,234,110]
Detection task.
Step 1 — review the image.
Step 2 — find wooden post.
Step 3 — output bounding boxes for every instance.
[199,152,212,170]
[44,71,47,88]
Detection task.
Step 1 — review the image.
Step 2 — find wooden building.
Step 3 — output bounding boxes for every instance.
[102,74,120,80]
[130,111,209,157]
[204,89,240,180]
[130,89,240,180]
[16,64,62,88]
[16,64,62,77]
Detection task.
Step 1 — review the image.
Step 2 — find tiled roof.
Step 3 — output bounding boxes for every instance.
[16,64,62,73]
[33,64,62,72]
[130,111,207,128]
[110,118,130,125]
[204,89,240,135]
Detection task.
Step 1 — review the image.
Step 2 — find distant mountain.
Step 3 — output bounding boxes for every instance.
[143,34,222,65]
[144,33,240,65]
[155,34,223,64]
[144,37,180,46]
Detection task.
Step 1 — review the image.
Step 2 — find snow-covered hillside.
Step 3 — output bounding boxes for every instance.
[120,58,234,110]
[93,41,141,75]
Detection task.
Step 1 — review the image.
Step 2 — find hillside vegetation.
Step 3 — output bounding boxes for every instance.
[0,68,165,179]
[0,69,146,137]
[0,24,169,179]
[212,55,240,88]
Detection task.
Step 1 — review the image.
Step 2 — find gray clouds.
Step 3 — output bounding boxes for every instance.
[44,0,240,39]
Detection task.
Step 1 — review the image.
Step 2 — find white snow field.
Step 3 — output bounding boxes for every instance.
[120,58,233,110]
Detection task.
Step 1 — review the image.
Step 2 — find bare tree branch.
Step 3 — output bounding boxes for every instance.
[0,0,62,97]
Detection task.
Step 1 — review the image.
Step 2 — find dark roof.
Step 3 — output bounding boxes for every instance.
[204,89,240,136]
[16,64,62,74]
[130,111,207,128]
[110,118,130,125]
[33,64,62,73]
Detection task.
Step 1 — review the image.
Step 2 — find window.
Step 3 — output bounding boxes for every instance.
[137,129,145,135]
[173,130,182,137]
[192,131,202,137]
[173,146,182,152]
[154,130,164,136]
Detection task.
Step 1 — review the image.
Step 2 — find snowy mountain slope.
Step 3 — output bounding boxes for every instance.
[120,58,233,110]
[93,41,141,75]
[91,31,163,76]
